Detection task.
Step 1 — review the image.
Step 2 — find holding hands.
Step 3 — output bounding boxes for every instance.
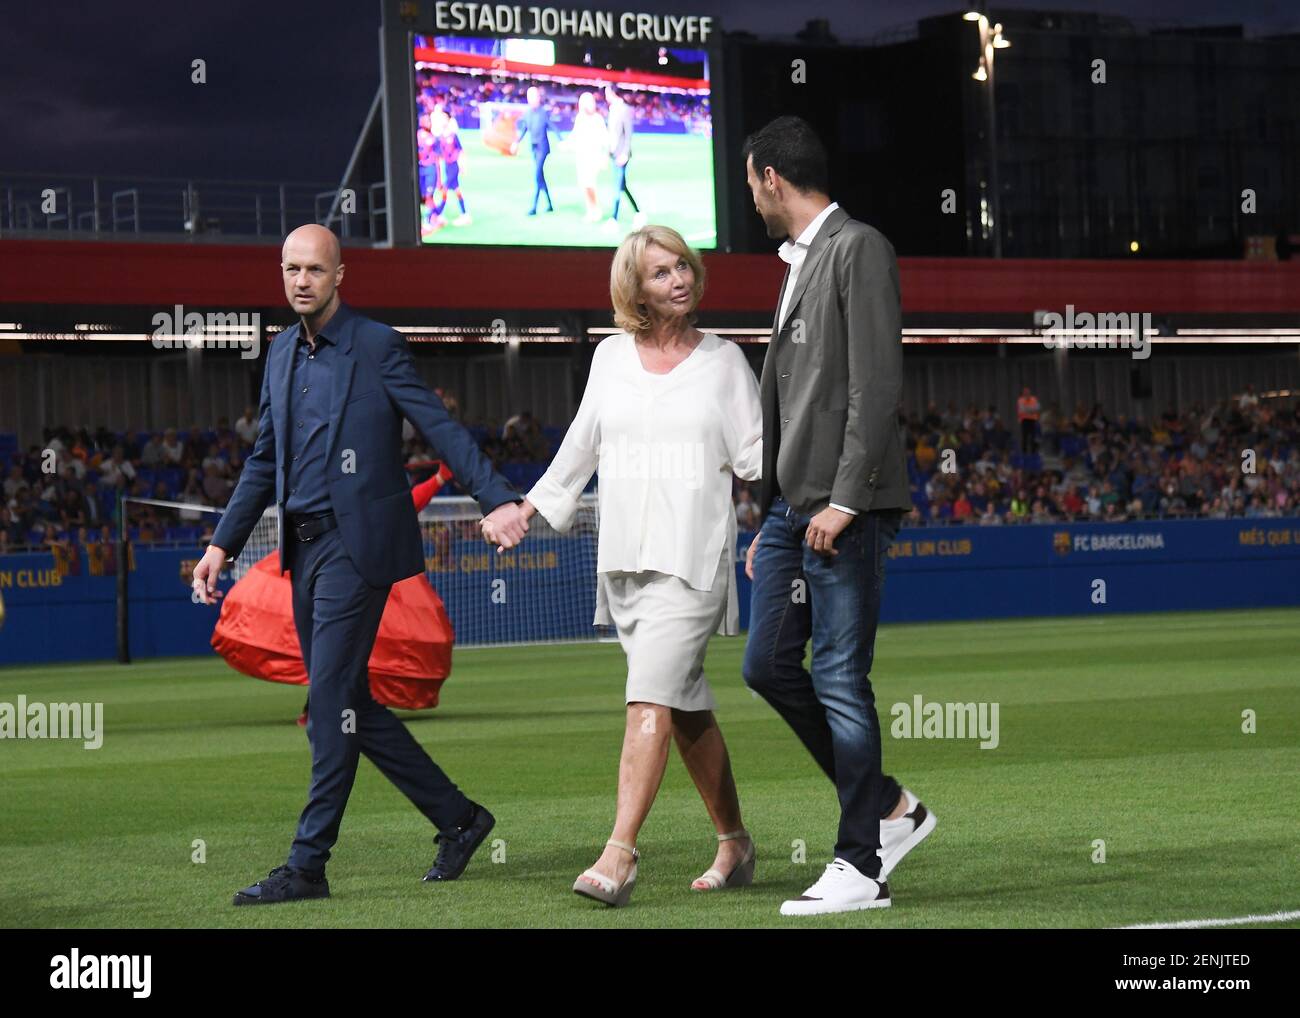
[480,499,534,552]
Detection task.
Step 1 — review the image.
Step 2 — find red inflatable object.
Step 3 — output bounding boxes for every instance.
[210,466,457,710]
[211,556,454,709]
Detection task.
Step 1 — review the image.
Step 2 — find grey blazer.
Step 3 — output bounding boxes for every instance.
[757,206,912,518]
[608,100,633,164]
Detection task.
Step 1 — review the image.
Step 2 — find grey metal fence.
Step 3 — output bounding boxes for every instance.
[0,172,387,244]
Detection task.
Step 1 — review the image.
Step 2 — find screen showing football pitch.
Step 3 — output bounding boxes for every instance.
[411,33,717,248]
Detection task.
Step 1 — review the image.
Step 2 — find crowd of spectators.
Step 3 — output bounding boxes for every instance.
[5,387,1297,556]
[731,390,1299,530]
[0,389,559,554]
[897,389,1300,526]
[0,419,241,557]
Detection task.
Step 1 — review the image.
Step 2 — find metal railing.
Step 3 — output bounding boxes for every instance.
[0,172,388,244]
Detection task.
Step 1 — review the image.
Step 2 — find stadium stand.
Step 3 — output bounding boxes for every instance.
[4,386,1296,557]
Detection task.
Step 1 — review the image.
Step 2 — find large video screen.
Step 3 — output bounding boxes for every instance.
[411,34,716,248]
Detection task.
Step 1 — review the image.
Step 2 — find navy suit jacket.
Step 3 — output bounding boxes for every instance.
[517,106,555,156]
[212,302,519,587]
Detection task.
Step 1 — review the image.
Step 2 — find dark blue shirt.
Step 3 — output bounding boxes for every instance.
[284,326,336,515]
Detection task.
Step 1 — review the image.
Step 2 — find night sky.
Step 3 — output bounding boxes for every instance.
[3,0,1295,184]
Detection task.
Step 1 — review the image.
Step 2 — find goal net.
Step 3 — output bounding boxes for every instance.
[129,493,612,650]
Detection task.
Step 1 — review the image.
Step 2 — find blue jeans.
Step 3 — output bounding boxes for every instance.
[611,159,639,220]
[742,497,904,878]
[529,149,552,213]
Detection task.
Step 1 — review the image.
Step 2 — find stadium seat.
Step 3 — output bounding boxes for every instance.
[1059,435,1086,458]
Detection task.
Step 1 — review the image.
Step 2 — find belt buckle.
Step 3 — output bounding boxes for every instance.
[295,517,316,542]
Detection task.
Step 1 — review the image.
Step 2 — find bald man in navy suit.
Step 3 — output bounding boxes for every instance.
[511,86,561,215]
[193,225,529,905]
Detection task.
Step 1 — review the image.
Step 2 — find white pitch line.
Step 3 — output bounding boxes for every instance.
[1119,909,1300,930]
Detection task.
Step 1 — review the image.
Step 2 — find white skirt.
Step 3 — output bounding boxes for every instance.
[596,543,734,712]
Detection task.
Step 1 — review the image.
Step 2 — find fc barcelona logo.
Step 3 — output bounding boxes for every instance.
[1053,532,1072,556]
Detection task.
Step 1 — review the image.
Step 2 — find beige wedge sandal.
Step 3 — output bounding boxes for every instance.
[573,839,639,907]
[691,829,756,891]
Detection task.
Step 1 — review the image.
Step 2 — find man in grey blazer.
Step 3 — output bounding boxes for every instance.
[604,85,644,228]
[739,116,936,916]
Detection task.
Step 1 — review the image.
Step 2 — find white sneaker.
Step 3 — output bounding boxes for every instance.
[779,858,890,916]
[878,787,937,879]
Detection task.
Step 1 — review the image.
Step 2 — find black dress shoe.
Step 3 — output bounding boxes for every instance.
[232,865,330,906]
[423,803,496,882]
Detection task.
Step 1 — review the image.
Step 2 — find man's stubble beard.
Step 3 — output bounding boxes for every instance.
[300,288,338,318]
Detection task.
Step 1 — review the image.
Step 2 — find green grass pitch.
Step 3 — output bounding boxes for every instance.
[420,129,717,247]
[2,609,1297,928]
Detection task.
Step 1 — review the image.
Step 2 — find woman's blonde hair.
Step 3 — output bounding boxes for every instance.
[609,225,706,335]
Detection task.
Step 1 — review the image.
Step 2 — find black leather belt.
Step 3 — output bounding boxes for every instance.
[288,511,338,542]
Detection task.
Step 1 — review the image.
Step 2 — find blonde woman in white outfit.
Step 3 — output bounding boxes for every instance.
[571,91,610,222]
[482,225,762,907]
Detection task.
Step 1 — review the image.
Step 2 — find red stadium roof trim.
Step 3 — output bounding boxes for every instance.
[1,239,1299,315]
[414,46,709,91]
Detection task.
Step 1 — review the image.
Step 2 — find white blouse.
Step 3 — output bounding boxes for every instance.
[527,332,763,632]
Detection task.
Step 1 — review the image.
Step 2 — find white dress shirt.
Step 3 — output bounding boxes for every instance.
[527,332,763,629]
[777,200,839,329]
[774,201,858,517]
